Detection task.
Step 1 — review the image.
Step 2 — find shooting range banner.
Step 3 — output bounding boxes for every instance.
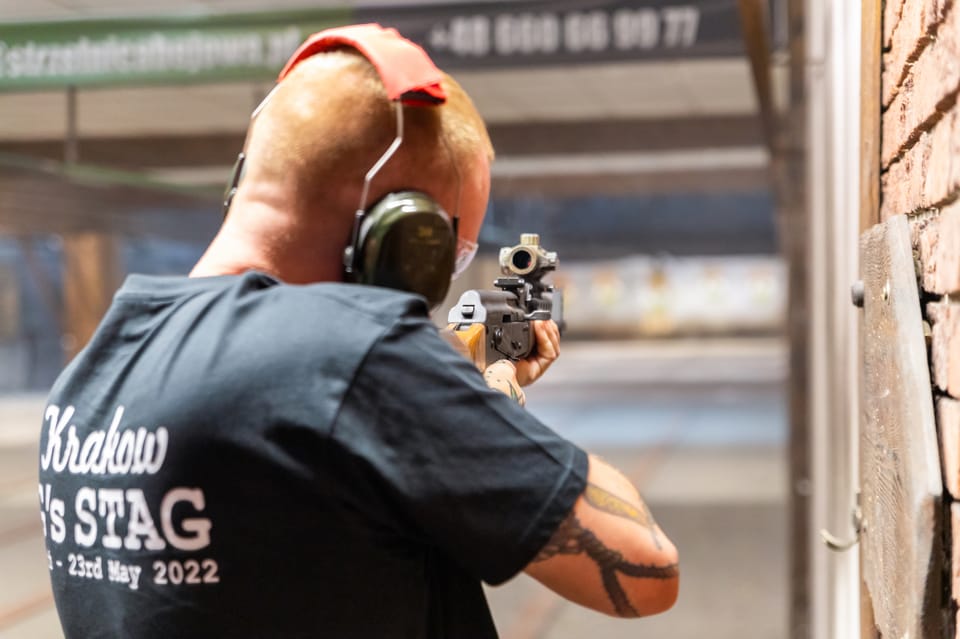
[0,9,349,91]
[361,0,744,70]
[0,0,743,91]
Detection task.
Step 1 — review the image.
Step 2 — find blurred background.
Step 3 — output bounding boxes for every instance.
[0,1,793,637]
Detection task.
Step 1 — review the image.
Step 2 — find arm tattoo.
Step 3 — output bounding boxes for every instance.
[534,512,678,616]
[508,381,525,406]
[584,484,663,550]
[483,368,526,406]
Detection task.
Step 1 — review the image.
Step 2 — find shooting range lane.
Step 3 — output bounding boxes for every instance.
[0,396,55,637]
[524,337,786,450]
[486,337,787,639]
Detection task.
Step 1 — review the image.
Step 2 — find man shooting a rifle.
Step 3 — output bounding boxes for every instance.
[39,25,678,638]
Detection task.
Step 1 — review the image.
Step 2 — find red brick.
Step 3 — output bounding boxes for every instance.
[928,299,960,396]
[883,0,948,107]
[881,94,960,219]
[881,124,929,219]
[882,1,960,167]
[884,0,907,49]
[934,203,960,294]
[883,0,949,108]
[911,210,934,244]
[938,398,960,499]
[910,205,960,294]
[914,211,941,289]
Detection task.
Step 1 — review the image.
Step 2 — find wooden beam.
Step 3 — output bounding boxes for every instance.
[778,0,810,637]
[0,134,244,170]
[493,167,770,197]
[490,116,765,156]
[859,215,942,639]
[0,167,765,242]
[859,3,882,636]
[860,0,882,233]
[737,0,777,151]
[0,167,219,240]
[0,116,765,169]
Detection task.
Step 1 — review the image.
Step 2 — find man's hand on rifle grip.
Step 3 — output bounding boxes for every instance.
[483,320,559,403]
[516,319,560,387]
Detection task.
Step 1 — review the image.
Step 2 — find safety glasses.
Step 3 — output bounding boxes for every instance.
[454,237,478,279]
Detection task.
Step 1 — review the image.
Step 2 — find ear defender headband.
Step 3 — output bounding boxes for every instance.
[277,24,460,308]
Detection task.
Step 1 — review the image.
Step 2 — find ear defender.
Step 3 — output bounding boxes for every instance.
[345,191,456,308]
[280,24,459,308]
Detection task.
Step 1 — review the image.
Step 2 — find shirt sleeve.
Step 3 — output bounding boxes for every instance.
[330,311,588,585]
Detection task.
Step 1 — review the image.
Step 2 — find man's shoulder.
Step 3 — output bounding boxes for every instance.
[102,272,438,370]
[119,271,431,328]
[64,273,442,406]
[276,281,431,326]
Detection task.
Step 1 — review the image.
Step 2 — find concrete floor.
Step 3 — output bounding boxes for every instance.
[0,339,788,639]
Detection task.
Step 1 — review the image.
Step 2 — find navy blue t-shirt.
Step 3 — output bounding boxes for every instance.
[38,272,588,638]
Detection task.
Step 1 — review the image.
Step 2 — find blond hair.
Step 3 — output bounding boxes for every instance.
[243,49,492,213]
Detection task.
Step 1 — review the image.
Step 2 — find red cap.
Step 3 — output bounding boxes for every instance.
[278,23,446,107]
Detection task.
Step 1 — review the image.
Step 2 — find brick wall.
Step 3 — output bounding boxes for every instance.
[882,0,960,633]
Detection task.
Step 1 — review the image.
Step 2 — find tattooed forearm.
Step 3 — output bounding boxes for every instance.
[584,484,663,550]
[535,514,585,561]
[534,513,678,616]
[483,364,526,406]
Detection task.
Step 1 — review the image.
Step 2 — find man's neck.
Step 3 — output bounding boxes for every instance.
[190,227,343,284]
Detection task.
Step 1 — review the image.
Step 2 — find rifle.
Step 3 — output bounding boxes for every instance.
[446,234,562,370]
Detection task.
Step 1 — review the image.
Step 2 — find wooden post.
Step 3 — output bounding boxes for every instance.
[65,86,78,165]
[859,3,882,636]
[737,0,777,152]
[860,0,881,233]
[767,0,811,634]
[780,0,810,636]
[859,216,942,639]
[62,233,120,360]
[60,86,121,361]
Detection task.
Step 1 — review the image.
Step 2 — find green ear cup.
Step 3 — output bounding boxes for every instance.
[353,191,456,308]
